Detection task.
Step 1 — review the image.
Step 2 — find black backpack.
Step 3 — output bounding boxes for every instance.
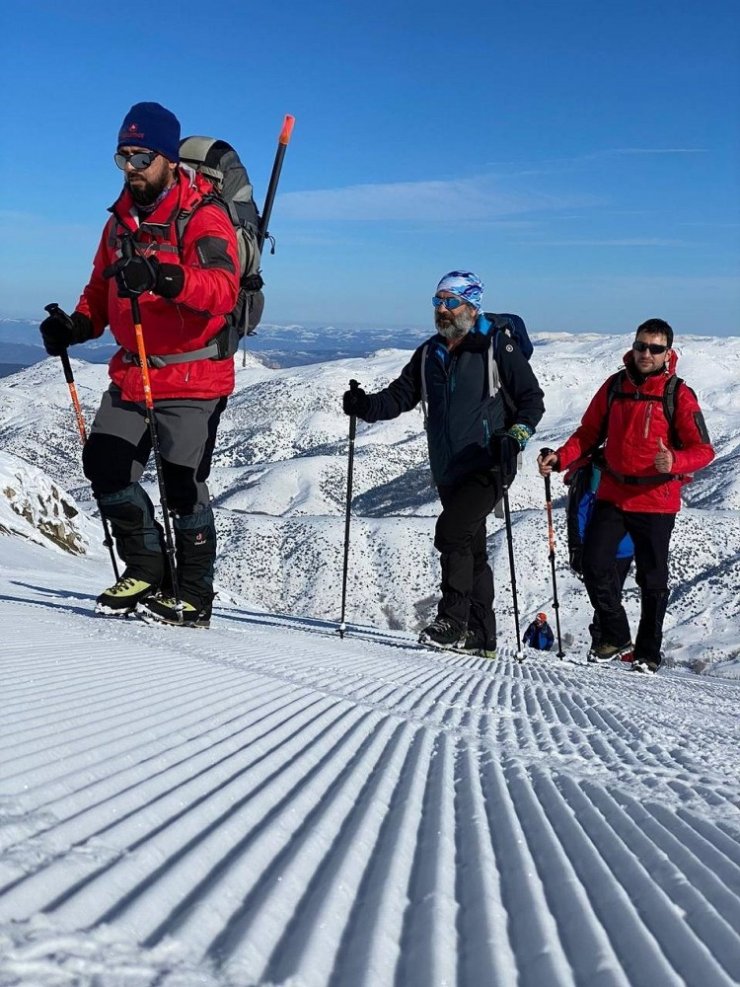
[178,136,265,353]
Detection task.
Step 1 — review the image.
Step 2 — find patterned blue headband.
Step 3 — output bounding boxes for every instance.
[435,271,484,310]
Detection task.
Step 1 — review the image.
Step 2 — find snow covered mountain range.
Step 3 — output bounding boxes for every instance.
[1,332,739,986]
[0,331,738,674]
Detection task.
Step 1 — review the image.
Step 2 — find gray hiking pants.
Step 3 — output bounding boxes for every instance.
[83,385,226,514]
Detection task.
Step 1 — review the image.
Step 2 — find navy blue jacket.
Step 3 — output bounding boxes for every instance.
[360,317,545,486]
[523,620,555,651]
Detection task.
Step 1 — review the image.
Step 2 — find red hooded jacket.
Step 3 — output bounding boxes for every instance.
[76,168,240,402]
[556,349,714,513]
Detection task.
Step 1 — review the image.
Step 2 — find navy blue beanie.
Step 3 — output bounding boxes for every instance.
[117,102,180,162]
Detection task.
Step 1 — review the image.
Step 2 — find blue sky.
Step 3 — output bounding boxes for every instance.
[1,0,738,337]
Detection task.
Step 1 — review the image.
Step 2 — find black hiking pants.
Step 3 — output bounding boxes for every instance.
[434,472,503,647]
[589,555,632,646]
[582,501,675,664]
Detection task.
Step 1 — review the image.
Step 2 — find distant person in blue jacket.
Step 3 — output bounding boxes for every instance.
[523,612,555,651]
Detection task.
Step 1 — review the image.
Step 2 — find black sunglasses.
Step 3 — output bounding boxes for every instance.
[633,340,668,355]
[114,150,160,171]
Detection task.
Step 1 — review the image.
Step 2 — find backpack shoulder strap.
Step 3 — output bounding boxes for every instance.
[420,344,429,428]
[584,369,625,451]
[173,191,227,251]
[488,335,501,398]
[487,330,518,419]
[606,368,626,408]
[663,375,683,448]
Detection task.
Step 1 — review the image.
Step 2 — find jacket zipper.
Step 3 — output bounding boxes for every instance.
[644,403,653,438]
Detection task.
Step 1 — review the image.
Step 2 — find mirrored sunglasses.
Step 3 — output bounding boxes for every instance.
[114,150,160,171]
[632,340,668,355]
[432,295,466,310]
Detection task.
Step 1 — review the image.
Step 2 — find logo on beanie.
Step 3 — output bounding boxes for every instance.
[125,122,145,140]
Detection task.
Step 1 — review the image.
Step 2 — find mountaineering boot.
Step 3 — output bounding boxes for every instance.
[587,640,633,663]
[95,484,166,614]
[138,595,211,628]
[96,575,157,615]
[138,507,216,628]
[458,629,497,659]
[632,658,660,675]
[419,617,467,650]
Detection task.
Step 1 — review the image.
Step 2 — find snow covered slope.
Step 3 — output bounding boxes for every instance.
[1,538,739,987]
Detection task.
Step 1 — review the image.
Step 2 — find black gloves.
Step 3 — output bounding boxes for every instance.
[39,309,94,356]
[103,254,184,299]
[490,432,520,487]
[343,386,369,418]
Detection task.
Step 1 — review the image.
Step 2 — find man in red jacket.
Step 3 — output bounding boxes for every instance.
[538,319,714,674]
[39,102,240,627]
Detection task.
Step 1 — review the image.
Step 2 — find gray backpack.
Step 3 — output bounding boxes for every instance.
[178,136,265,350]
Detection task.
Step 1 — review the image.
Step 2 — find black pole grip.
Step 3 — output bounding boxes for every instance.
[120,235,135,261]
[44,304,75,381]
[44,302,73,329]
[59,348,75,385]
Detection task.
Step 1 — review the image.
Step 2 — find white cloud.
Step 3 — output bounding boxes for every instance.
[528,238,695,247]
[277,175,596,222]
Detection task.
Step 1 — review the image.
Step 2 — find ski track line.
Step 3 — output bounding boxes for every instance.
[214,721,419,986]
[100,709,389,948]
[451,742,518,987]
[0,689,331,872]
[478,753,575,985]
[0,696,349,917]
[2,593,740,986]
[0,666,290,779]
[589,784,740,974]
[322,730,443,987]
[543,769,740,986]
[497,756,633,987]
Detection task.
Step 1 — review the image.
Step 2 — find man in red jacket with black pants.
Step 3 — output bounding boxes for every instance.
[39,102,240,627]
[538,319,714,674]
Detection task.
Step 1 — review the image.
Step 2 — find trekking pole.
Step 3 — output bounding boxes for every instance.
[501,484,524,662]
[120,242,182,619]
[257,114,296,254]
[338,379,360,639]
[44,303,120,580]
[241,114,296,364]
[540,446,565,658]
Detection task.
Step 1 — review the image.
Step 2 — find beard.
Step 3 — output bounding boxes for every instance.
[127,169,172,207]
[435,306,477,341]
